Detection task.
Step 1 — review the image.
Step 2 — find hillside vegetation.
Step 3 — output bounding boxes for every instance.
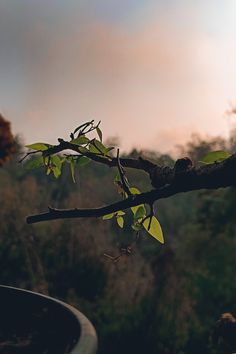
[1,131,236,354]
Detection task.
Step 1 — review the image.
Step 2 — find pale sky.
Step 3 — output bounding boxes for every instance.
[1,1,236,153]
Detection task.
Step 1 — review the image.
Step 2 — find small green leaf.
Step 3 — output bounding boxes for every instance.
[103,213,115,220]
[116,210,125,216]
[131,204,145,215]
[78,146,89,154]
[143,216,164,244]
[199,150,231,164]
[43,156,49,166]
[51,155,62,168]
[129,187,144,214]
[52,166,61,178]
[68,160,76,183]
[129,187,141,195]
[134,205,146,220]
[117,216,124,228]
[95,140,108,153]
[25,143,49,151]
[46,167,51,175]
[105,147,114,155]
[96,127,103,142]
[89,143,100,154]
[77,156,90,167]
[70,136,90,145]
[24,156,44,170]
[89,140,107,154]
[50,156,63,178]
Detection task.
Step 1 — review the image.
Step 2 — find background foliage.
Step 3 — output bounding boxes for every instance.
[1,130,236,354]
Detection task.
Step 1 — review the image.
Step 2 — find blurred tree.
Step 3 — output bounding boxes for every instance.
[2,117,236,353]
[0,114,15,166]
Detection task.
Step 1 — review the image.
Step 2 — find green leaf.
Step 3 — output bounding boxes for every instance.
[52,166,61,178]
[117,216,124,228]
[131,204,145,215]
[129,187,141,195]
[134,205,146,220]
[143,216,164,244]
[51,155,62,168]
[95,140,108,153]
[25,143,49,151]
[199,150,231,164]
[46,167,51,175]
[105,147,114,154]
[68,160,76,183]
[50,156,63,178]
[78,146,89,154]
[43,156,49,166]
[96,127,103,142]
[89,144,100,154]
[24,156,44,170]
[102,213,115,220]
[77,156,90,167]
[89,140,107,154]
[128,187,144,214]
[116,210,125,216]
[70,136,89,145]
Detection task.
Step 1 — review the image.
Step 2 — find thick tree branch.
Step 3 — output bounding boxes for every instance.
[26,153,236,224]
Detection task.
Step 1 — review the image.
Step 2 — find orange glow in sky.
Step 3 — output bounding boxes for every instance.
[1,1,236,153]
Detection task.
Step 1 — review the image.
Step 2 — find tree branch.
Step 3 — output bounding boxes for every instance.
[43,140,156,173]
[26,153,236,224]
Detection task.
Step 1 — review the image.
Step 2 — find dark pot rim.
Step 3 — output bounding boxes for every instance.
[0,285,97,354]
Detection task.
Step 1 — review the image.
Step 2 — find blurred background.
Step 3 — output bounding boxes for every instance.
[1,1,236,353]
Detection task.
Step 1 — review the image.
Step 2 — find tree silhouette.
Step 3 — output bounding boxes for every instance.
[0,115,15,167]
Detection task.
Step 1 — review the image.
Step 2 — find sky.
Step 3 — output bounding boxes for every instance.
[1,0,236,153]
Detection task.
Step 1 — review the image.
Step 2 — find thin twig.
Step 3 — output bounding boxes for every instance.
[19,150,40,163]
[117,149,131,196]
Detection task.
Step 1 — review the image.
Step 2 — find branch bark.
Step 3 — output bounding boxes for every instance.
[43,140,156,172]
[26,153,236,224]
